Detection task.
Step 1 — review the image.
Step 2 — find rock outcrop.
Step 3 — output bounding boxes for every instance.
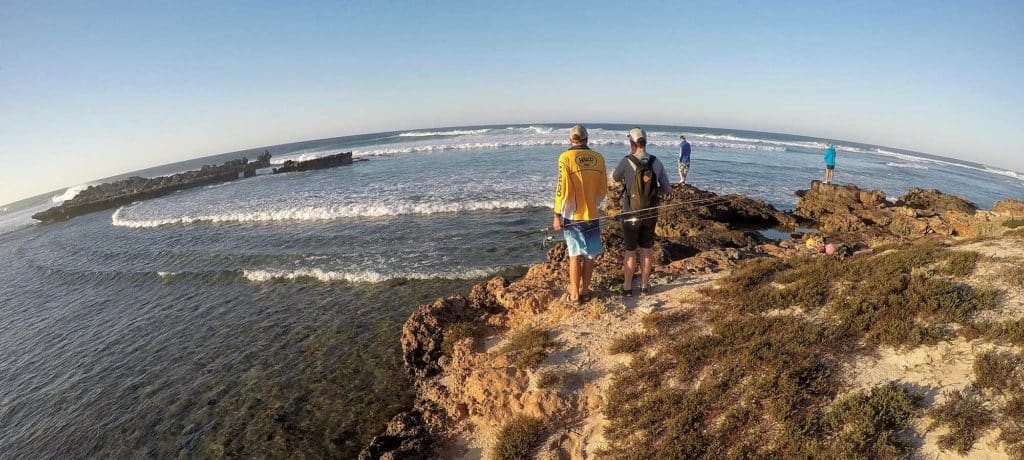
[897,187,978,214]
[32,153,272,223]
[993,199,1024,218]
[272,151,353,174]
[794,181,989,240]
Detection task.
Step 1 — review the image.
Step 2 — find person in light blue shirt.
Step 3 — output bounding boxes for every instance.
[824,144,837,184]
[678,135,692,184]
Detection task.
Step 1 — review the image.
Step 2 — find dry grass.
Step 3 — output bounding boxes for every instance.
[928,389,995,455]
[495,326,554,369]
[1003,266,1024,290]
[441,321,476,356]
[1004,218,1024,229]
[536,369,567,390]
[492,415,546,460]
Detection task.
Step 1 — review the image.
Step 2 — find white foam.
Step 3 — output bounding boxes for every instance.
[242,267,501,283]
[156,271,180,278]
[350,138,784,157]
[111,199,549,228]
[51,184,91,203]
[397,129,491,137]
[886,162,929,170]
[869,148,1024,182]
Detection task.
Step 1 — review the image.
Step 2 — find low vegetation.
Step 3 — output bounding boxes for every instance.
[974,350,1024,392]
[536,369,567,389]
[823,382,923,458]
[441,321,476,356]
[603,241,1008,458]
[1004,218,1024,229]
[941,250,981,276]
[1003,266,1024,289]
[928,389,995,454]
[495,326,554,369]
[492,415,546,460]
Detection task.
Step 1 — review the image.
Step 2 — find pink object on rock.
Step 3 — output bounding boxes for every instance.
[825,243,837,255]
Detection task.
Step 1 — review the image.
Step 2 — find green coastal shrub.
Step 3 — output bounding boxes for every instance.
[823,382,924,459]
[492,415,546,460]
[942,250,981,277]
[974,350,1024,392]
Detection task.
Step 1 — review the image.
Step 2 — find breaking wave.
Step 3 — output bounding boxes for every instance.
[51,184,91,203]
[351,139,783,157]
[242,267,502,283]
[397,129,491,137]
[111,200,548,228]
[886,162,929,170]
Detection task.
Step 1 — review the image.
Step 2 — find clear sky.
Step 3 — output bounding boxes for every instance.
[2,0,1022,205]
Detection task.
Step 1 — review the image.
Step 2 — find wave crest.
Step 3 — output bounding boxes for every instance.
[51,184,91,203]
[242,267,501,283]
[112,199,548,228]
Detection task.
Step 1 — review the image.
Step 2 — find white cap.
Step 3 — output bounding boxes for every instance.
[629,127,646,143]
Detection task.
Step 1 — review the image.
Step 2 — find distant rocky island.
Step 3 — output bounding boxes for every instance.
[33,150,355,224]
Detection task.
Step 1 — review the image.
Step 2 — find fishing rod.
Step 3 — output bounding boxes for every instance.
[511,195,737,240]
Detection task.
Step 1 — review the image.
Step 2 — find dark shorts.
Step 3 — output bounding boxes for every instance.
[826,165,835,170]
[622,217,656,251]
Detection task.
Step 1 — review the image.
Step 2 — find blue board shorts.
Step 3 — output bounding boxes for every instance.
[563,218,603,259]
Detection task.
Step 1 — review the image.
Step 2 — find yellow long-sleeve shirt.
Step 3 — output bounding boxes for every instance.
[554,146,608,221]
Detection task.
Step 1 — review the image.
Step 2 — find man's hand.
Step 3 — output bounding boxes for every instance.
[552,214,562,231]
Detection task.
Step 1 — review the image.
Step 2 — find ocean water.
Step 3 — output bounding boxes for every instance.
[1,124,1022,458]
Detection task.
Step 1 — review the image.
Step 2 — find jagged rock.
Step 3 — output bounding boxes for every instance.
[993,199,1024,217]
[401,296,482,378]
[272,151,353,174]
[794,181,982,239]
[897,187,978,215]
[359,411,433,460]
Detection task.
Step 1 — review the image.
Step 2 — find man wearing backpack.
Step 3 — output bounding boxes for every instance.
[611,127,672,298]
[553,124,608,305]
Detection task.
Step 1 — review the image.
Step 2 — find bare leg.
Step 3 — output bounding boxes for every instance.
[581,258,595,296]
[640,248,653,289]
[623,250,637,290]
[568,255,581,300]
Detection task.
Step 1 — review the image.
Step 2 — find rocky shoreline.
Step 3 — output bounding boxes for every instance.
[363,181,1024,459]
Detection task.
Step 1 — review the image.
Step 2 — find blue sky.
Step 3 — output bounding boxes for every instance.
[1,0,1022,204]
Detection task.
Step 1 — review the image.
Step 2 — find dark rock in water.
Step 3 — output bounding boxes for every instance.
[272,152,353,174]
[359,411,433,460]
[31,152,273,224]
[897,187,978,215]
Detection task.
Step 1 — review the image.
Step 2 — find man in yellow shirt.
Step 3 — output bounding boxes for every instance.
[553,124,608,304]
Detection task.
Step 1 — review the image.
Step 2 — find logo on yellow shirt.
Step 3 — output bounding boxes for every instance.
[575,154,597,168]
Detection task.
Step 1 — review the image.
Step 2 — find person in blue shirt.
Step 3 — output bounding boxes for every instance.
[824,144,837,184]
[678,135,692,184]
